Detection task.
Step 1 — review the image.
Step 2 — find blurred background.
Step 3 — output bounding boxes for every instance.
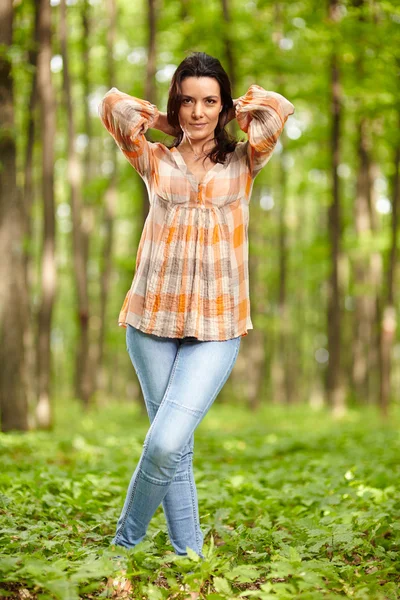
[1,0,399,431]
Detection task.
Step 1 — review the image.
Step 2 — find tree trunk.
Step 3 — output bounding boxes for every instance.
[60,0,92,406]
[81,0,98,403]
[36,0,57,429]
[141,0,158,228]
[220,0,237,140]
[0,0,29,431]
[247,200,264,410]
[22,1,40,429]
[350,0,380,406]
[352,117,379,403]
[221,0,235,94]
[326,0,345,415]
[378,111,400,418]
[271,4,294,405]
[97,0,117,396]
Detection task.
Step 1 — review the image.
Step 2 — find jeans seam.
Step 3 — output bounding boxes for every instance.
[163,497,175,549]
[114,343,183,543]
[139,470,170,486]
[167,399,203,416]
[188,452,202,555]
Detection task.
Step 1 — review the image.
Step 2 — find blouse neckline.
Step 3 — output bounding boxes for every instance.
[171,147,225,191]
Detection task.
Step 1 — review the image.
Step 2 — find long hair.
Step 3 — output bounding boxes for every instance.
[166,52,238,165]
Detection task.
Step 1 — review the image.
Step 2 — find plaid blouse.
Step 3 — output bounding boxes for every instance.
[98,84,294,341]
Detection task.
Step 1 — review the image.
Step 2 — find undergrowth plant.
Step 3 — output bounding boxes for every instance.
[0,400,399,599]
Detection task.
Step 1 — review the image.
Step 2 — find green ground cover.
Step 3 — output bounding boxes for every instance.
[0,400,399,599]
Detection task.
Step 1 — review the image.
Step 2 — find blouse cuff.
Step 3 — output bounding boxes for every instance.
[98,87,159,141]
[235,84,295,134]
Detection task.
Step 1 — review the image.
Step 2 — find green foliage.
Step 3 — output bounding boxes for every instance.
[9,0,400,406]
[0,401,399,598]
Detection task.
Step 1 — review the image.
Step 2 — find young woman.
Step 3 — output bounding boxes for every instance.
[98,51,294,560]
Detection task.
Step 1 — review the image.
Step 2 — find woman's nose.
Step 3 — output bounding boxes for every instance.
[192,103,204,117]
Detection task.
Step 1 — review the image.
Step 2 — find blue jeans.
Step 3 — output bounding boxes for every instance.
[111,324,241,558]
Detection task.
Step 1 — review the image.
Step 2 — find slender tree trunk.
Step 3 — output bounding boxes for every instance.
[221,0,235,94]
[180,0,189,19]
[220,0,237,142]
[367,160,382,403]
[247,189,264,410]
[378,111,400,418]
[60,0,92,406]
[350,0,380,406]
[326,0,345,415]
[352,117,378,402]
[0,0,29,431]
[22,1,40,428]
[277,158,296,404]
[270,169,291,406]
[81,0,97,402]
[271,3,294,404]
[97,0,117,396]
[141,0,157,226]
[36,0,57,429]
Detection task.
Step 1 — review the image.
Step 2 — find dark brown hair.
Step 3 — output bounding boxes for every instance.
[166,52,238,165]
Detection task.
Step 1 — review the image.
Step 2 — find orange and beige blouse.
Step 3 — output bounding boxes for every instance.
[98,84,294,341]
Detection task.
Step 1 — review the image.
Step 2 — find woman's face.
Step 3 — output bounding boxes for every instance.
[178,76,223,142]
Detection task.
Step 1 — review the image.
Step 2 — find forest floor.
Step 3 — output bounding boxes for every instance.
[0,399,399,599]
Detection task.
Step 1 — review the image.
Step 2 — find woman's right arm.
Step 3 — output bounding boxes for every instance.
[98,87,159,179]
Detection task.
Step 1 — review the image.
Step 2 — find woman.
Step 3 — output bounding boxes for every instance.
[98,51,294,561]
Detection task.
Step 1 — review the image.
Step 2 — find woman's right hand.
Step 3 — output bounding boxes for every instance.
[153,112,180,137]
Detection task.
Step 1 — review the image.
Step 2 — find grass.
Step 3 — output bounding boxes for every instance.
[0,398,399,599]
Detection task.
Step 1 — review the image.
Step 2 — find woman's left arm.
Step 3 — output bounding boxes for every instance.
[232,84,295,179]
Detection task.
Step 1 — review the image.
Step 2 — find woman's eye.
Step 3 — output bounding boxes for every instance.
[182,99,216,105]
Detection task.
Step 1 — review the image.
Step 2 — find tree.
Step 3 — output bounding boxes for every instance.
[0,0,29,431]
[36,0,57,429]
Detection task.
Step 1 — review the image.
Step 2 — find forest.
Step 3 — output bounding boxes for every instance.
[0,0,399,598]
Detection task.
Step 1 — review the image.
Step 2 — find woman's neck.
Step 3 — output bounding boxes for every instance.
[179,134,215,157]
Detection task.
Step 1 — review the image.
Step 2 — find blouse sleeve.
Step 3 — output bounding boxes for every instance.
[235,84,295,180]
[98,87,159,181]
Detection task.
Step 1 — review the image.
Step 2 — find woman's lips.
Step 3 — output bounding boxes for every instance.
[190,123,207,128]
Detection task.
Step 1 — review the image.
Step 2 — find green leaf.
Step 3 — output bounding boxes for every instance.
[213,577,232,595]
